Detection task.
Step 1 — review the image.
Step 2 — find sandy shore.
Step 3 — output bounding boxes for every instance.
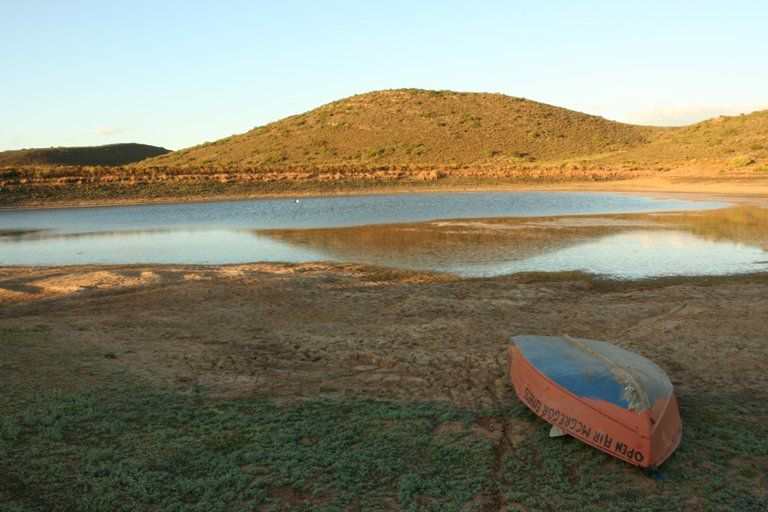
[2,263,766,408]
[3,174,768,210]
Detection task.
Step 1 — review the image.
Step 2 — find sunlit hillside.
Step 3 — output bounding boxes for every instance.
[142,89,652,168]
[2,90,767,206]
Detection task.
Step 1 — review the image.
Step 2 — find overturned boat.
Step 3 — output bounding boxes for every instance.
[508,334,682,468]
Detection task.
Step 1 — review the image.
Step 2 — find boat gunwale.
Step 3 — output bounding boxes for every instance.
[510,343,651,436]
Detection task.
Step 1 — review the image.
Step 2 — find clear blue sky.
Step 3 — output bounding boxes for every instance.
[1,0,766,151]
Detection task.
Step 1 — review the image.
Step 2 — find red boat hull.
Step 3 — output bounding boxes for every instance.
[509,338,682,468]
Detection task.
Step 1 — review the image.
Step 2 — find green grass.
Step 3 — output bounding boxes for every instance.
[501,398,768,511]
[0,386,491,511]
[1,326,767,511]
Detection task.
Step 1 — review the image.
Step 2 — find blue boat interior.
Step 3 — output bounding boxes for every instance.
[512,335,672,411]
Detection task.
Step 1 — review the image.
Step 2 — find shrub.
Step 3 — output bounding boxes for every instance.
[367,147,388,158]
[731,156,755,167]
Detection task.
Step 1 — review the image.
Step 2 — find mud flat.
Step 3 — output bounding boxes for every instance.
[2,263,766,405]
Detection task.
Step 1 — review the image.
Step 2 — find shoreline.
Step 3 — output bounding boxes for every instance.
[3,176,768,211]
[2,261,767,509]
[3,261,768,302]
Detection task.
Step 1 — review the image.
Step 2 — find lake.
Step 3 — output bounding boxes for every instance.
[2,191,767,279]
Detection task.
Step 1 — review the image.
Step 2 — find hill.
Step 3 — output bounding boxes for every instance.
[615,110,768,169]
[0,143,170,167]
[142,89,653,168]
[2,90,767,207]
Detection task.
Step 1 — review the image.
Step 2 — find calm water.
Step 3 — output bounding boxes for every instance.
[0,192,727,232]
[2,191,767,279]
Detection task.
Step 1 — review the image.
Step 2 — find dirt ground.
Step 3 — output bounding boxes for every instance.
[1,263,766,408]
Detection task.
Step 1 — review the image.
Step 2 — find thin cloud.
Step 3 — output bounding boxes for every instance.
[624,104,767,126]
[94,125,134,136]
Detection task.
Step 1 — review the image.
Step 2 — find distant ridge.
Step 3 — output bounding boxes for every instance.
[0,143,170,167]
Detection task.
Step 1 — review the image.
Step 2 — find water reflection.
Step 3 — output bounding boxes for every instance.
[257,206,768,278]
[0,229,326,266]
[490,230,767,279]
[1,203,767,279]
[635,206,768,250]
[257,217,649,272]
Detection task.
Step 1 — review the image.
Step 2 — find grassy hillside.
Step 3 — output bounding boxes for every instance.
[614,110,768,170]
[0,143,170,167]
[140,88,767,173]
[2,90,767,206]
[143,89,652,168]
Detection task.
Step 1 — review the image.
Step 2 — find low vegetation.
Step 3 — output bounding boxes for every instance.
[1,326,766,511]
[1,90,767,206]
[137,89,767,172]
[143,89,652,168]
[0,162,649,206]
[0,143,169,167]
